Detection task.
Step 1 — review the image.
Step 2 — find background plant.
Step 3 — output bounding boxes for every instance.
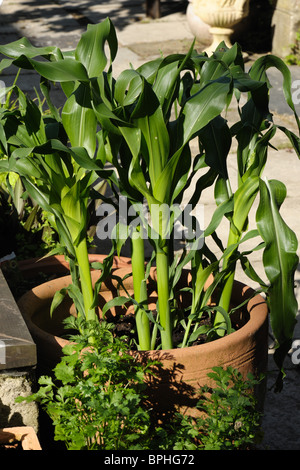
[0,23,118,324]
[0,83,59,260]
[285,31,300,66]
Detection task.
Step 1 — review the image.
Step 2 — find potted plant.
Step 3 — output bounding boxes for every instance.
[0,18,299,408]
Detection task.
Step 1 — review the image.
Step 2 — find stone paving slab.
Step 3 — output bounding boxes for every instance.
[0,0,300,450]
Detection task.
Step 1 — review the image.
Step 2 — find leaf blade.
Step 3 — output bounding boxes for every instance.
[256,178,298,369]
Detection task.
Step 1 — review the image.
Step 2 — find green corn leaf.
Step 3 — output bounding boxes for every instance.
[192,260,218,309]
[277,126,300,159]
[65,283,86,319]
[50,287,68,317]
[152,76,232,205]
[0,121,8,153]
[10,149,43,179]
[240,126,277,182]
[15,88,46,145]
[21,178,52,213]
[204,198,234,237]
[14,56,89,82]
[152,59,181,113]
[75,19,118,78]
[232,176,260,234]
[182,76,232,143]
[198,115,231,179]
[249,54,300,131]
[138,105,170,193]
[62,82,97,157]
[137,57,163,83]
[0,36,63,60]
[54,217,76,258]
[11,175,25,216]
[39,77,61,122]
[187,324,212,344]
[102,296,130,316]
[69,147,101,170]
[61,184,86,242]
[128,77,170,194]
[0,58,14,74]
[256,178,298,374]
[121,125,150,199]
[92,100,128,135]
[170,144,192,204]
[114,69,142,107]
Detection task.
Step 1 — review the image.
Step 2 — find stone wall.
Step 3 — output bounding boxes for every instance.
[0,369,38,431]
[0,268,38,431]
[272,0,300,57]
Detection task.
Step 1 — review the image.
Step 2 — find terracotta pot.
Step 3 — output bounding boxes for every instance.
[0,254,132,279]
[17,266,268,417]
[0,426,42,450]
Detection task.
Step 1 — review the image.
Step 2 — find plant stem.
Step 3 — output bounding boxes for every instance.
[131,229,151,350]
[181,259,203,348]
[156,243,173,349]
[75,237,96,322]
[215,225,239,335]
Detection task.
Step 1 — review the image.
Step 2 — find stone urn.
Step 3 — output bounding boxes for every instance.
[187,0,250,55]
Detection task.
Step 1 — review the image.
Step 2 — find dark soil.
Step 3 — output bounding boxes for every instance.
[109,307,241,349]
[111,310,214,348]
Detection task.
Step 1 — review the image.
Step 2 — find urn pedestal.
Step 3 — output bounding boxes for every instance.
[187,0,250,55]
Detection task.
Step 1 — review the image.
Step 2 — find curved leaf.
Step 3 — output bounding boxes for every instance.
[23,57,89,82]
[256,178,298,368]
[232,176,259,234]
[198,115,231,179]
[182,76,232,143]
[62,82,97,157]
[249,54,300,131]
[102,296,130,316]
[75,19,118,78]
[0,36,62,61]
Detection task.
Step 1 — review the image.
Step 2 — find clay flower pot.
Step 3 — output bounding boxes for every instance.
[0,253,132,279]
[17,264,269,416]
[0,426,41,450]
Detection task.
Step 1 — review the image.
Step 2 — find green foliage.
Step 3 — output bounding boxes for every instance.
[17,319,156,450]
[194,366,263,450]
[16,320,263,450]
[0,18,299,385]
[285,32,300,66]
[0,85,58,260]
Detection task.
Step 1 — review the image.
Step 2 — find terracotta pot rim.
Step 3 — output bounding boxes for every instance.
[0,426,42,450]
[1,254,132,277]
[17,267,268,358]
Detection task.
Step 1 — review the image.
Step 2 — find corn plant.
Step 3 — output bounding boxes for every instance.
[93,33,300,365]
[0,19,299,383]
[0,20,118,322]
